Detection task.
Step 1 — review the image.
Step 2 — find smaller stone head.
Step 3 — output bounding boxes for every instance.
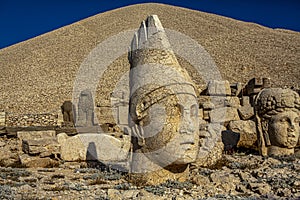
[255,88,300,156]
[78,90,94,111]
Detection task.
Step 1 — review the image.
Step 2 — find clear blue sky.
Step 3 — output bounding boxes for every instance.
[0,0,299,49]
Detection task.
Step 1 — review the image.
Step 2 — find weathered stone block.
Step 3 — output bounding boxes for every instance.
[0,126,6,135]
[203,110,210,120]
[57,132,69,145]
[194,123,224,167]
[201,96,240,109]
[228,120,257,149]
[198,108,204,119]
[245,78,263,96]
[202,101,215,110]
[207,96,226,108]
[199,96,216,110]
[22,138,59,157]
[0,112,6,126]
[207,80,231,96]
[17,130,56,141]
[60,134,130,162]
[116,103,129,125]
[77,90,94,127]
[230,82,242,96]
[241,96,250,106]
[210,107,240,124]
[19,154,58,168]
[238,105,254,120]
[225,97,240,108]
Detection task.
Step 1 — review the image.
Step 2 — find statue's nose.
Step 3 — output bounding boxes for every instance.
[287,124,295,133]
[179,118,195,134]
[288,119,299,132]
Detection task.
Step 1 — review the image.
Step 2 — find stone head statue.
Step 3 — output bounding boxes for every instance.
[128,15,199,182]
[130,82,199,166]
[255,88,300,156]
[77,89,94,127]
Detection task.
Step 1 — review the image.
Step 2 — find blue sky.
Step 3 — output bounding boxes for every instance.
[0,0,299,49]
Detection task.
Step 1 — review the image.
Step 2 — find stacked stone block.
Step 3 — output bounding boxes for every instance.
[6,113,59,127]
[198,79,264,151]
[17,130,59,167]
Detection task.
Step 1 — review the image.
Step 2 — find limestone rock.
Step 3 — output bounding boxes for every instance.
[248,182,271,195]
[57,132,69,145]
[0,126,6,135]
[200,96,240,109]
[77,90,94,127]
[22,138,59,157]
[210,107,240,124]
[230,82,242,96]
[107,189,122,200]
[210,171,240,193]
[194,123,224,167]
[238,105,254,120]
[19,154,58,168]
[60,133,130,162]
[17,130,56,141]
[224,97,240,108]
[228,120,257,149]
[0,112,6,126]
[207,80,231,96]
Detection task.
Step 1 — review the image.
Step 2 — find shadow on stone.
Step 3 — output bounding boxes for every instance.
[86,142,106,170]
[221,130,240,153]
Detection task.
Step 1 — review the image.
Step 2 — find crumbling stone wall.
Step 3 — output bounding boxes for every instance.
[199,78,275,152]
[6,113,59,127]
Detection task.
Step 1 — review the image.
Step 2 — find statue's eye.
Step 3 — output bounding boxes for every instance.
[177,104,184,115]
[295,118,300,124]
[190,104,198,117]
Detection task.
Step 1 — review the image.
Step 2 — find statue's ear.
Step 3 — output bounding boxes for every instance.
[132,124,145,147]
[261,120,271,146]
[256,114,268,156]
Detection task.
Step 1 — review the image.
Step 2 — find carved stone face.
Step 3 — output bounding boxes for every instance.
[136,84,199,166]
[255,88,300,156]
[176,92,199,163]
[268,110,300,148]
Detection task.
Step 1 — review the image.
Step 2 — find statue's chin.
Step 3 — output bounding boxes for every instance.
[173,153,197,165]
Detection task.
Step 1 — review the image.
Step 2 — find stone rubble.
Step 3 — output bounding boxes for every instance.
[0,144,299,199]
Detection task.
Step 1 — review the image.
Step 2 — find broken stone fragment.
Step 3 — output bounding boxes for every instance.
[207,80,231,96]
[60,133,130,162]
[0,112,6,126]
[22,138,59,157]
[230,82,242,96]
[17,130,56,141]
[238,105,254,120]
[19,154,58,168]
[210,107,240,124]
[228,120,257,149]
